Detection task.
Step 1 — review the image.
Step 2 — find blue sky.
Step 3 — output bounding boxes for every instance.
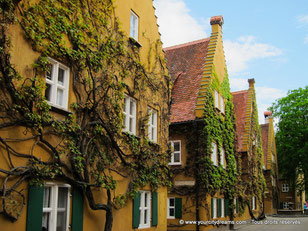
[154,0,308,123]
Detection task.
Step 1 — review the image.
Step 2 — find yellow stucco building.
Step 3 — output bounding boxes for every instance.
[0,0,170,231]
[165,16,240,231]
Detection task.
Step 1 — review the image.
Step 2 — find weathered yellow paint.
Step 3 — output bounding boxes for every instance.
[0,0,168,231]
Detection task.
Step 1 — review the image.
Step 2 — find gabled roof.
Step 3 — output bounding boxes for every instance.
[260,123,269,168]
[232,90,249,152]
[164,38,210,123]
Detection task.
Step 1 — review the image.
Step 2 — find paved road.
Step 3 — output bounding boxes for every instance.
[233,216,308,231]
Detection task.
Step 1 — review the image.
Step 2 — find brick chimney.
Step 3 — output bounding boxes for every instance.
[210,15,224,34]
[264,111,272,124]
[210,15,224,26]
[248,78,255,88]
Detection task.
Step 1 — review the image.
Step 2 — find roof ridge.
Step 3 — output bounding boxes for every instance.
[164,37,210,51]
[232,89,249,95]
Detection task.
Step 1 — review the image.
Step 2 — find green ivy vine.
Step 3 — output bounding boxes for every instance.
[0,0,171,229]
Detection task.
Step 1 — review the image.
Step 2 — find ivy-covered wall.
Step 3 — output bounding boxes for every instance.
[0,0,170,230]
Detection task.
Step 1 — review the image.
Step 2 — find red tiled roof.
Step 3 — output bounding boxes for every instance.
[164,38,210,123]
[260,123,269,169]
[232,90,248,152]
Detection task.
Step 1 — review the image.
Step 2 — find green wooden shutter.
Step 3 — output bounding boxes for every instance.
[26,185,44,231]
[71,187,84,231]
[217,199,221,217]
[211,198,214,218]
[152,192,158,226]
[132,192,140,228]
[175,198,182,218]
[224,199,229,217]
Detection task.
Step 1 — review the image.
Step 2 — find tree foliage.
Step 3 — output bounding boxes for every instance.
[271,86,308,191]
[0,0,171,230]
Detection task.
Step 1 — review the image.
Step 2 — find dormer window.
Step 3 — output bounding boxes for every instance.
[45,59,70,110]
[130,10,139,41]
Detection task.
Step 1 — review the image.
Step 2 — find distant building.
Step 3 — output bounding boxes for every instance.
[232,79,265,220]
[260,111,279,214]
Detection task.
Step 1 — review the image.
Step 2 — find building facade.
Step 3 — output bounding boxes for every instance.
[260,111,279,214]
[232,79,266,220]
[0,0,170,231]
[165,16,238,231]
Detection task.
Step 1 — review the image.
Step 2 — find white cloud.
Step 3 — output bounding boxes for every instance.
[305,35,308,44]
[154,0,208,47]
[230,78,248,91]
[224,36,282,76]
[255,86,286,124]
[297,15,308,25]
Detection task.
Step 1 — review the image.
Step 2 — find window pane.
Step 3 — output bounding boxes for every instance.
[144,193,147,207]
[174,153,180,163]
[56,211,66,231]
[45,84,52,101]
[43,187,51,208]
[56,88,64,106]
[124,98,127,113]
[129,117,133,132]
[169,208,175,217]
[42,212,50,231]
[144,209,147,224]
[57,187,68,208]
[58,68,65,85]
[46,65,53,80]
[129,100,134,115]
[151,127,154,140]
[174,142,180,152]
[169,198,175,206]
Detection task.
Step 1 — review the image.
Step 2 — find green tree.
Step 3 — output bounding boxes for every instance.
[271,86,308,193]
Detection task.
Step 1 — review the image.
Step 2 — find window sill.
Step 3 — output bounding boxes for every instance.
[122,131,141,140]
[50,105,72,116]
[129,37,142,48]
[138,225,151,229]
[168,163,182,166]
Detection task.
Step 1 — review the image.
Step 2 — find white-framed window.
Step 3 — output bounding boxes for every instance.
[252,196,256,210]
[148,108,157,142]
[220,95,224,113]
[123,95,137,135]
[220,147,225,168]
[211,142,218,166]
[282,184,289,192]
[234,198,238,214]
[42,183,71,231]
[272,154,276,163]
[139,191,151,229]
[283,202,289,209]
[167,198,175,219]
[214,90,219,109]
[130,10,139,41]
[212,198,217,218]
[221,198,225,217]
[45,59,70,110]
[169,141,181,165]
